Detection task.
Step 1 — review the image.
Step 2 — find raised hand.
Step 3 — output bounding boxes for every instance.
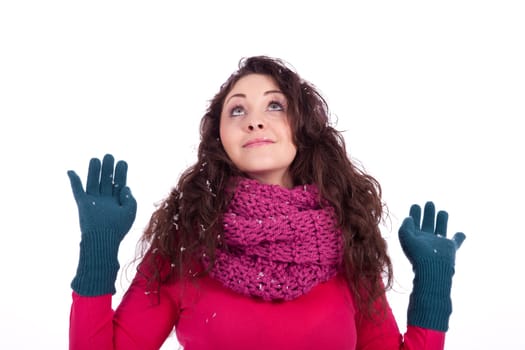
[398,201,466,332]
[68,154,137,238]
[399,201,465,267]
[68,154,137,296]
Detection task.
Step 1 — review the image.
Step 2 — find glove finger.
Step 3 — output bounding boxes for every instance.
[435,210,448,237]
[86,158,101,195]
[113,160,128,197]
[100,154,115,196]
[409,204,421,230]
[398,217,416,244]
[421,201,436,233]
[67,170,85,200]
[120,186,137,211]
[452,232,466,249]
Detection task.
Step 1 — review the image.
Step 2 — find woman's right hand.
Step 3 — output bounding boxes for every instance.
[68,154,137,296]
[68,154,137,239]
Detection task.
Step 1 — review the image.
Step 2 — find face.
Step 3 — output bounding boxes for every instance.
[220,74,297,188]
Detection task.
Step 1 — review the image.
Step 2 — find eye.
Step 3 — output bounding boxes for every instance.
[268,101,285,112]
[230,105,245,117]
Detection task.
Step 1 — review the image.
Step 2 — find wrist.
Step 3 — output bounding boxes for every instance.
[408,258,455,332]
[71,229,124,296]
[412,258,455,295]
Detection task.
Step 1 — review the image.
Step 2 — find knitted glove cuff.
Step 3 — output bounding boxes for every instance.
[71,230,123,296]
[408,258,455,332]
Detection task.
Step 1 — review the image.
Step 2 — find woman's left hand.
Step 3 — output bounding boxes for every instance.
[398,201,467,331]
[398,201,466,268]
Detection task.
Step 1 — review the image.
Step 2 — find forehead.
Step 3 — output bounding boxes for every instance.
[225,74,280,98]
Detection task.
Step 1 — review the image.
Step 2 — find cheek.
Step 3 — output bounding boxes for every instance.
[288,143,298,162]
[218,116,229,145]
[282,121,296,148]
[286,124,298,159]
[219,122,236,158]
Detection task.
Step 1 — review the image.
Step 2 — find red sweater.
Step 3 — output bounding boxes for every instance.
[69,273,445,349]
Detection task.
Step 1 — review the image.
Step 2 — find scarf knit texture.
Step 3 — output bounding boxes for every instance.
[207,178,343,301]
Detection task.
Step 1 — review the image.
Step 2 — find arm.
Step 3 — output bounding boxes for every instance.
[68,154,177,349]
[355,298,445,350]
[356,201,465,350]
[69,268,179,350]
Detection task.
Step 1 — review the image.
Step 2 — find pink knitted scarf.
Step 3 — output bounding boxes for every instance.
[207,178,343,301]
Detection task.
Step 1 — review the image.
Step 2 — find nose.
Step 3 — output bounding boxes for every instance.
[244,109,265,132]
[245,112,265,131]
[248,122,264,131]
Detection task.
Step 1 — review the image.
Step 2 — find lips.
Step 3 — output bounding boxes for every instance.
[243,138,275,148]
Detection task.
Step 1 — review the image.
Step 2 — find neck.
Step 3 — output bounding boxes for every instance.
[246,171,293,189]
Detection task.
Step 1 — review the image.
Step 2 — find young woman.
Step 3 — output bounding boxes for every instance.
[68,56,466,349]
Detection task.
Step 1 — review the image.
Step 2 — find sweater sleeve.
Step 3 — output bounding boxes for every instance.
[69,271,179,350]
[355,297,446,350]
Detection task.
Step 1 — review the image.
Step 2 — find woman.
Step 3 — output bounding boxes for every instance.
[68,56,466,349]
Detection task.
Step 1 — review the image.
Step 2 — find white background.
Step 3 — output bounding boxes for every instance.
[1,1,524,349]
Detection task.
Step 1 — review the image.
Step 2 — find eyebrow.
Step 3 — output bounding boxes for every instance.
[225,90,284,105]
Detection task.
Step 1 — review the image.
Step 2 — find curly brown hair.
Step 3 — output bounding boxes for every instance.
[138,55,393,316]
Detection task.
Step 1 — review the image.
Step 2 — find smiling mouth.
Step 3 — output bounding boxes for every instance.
[243,139,274,148]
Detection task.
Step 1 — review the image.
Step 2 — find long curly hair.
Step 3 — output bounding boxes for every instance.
[138,55,393,316]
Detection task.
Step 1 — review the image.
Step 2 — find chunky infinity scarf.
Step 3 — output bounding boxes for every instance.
[207,178,343,301]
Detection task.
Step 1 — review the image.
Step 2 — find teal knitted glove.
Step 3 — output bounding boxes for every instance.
[398,201,466,332]
[68,154,137,296]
